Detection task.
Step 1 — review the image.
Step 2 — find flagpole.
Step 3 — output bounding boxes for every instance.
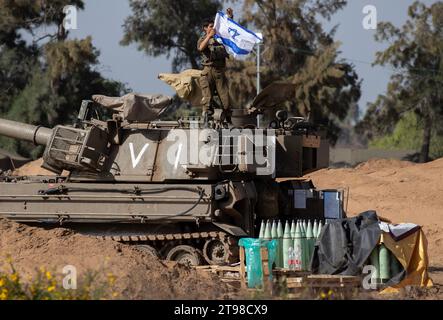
[257,42,261,96]
[255,34,263,128]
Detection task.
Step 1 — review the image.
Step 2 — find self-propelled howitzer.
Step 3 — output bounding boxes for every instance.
[0,93,329,265]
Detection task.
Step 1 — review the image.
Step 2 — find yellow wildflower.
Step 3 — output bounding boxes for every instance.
[0,289,8,300]
[107,273,116,286]
[10,273,18,282]
[0,278,4,287]
[47,285,56,292]
[46,271,52,280]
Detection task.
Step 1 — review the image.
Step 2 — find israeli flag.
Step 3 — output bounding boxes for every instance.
[214,11,263,59]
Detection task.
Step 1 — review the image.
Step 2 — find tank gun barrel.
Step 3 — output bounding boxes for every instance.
[0,118,53,146]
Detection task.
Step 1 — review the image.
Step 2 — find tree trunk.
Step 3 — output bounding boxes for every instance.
[419,113,432,163]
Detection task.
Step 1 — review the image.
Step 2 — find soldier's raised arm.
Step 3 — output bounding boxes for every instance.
[198,22,216,52]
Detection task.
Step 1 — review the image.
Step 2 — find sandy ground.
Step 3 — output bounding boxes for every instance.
[2,158,442,299]
[4,160,242,299]
[0,219,235,300]
[306,158,443,289]
[11,158,55,176]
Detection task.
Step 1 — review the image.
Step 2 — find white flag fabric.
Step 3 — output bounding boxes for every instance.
[213,11,262,59]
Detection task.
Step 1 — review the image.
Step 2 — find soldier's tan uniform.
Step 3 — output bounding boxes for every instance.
[197,36,231,112]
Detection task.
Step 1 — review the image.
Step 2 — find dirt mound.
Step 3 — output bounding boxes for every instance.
[12,159,55,176]
[306,157,443,286]
[307,158,443,224]
[354,158,415,171]
[0,219,233,300]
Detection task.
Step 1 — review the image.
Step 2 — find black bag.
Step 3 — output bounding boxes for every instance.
[311,211,382,275]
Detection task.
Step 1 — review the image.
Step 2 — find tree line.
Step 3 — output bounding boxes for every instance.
[0,0,442,163]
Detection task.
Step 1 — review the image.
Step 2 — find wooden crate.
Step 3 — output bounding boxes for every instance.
[194,265,242,289]
[305,274,362,288]
[193,245,272,291]
[275,273,362,299]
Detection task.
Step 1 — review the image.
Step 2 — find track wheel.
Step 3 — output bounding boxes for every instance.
[203,239,230,265]
[166,245,203,266]
[135,245,160,258]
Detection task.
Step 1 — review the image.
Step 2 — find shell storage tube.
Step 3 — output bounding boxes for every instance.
[379,244,391,282]
[370,246,380,283]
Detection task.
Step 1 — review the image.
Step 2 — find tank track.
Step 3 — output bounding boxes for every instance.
[96,231,239,266]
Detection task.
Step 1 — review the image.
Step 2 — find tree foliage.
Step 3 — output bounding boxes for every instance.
[357,1,443,162]
[226,0,361,143]
[121,0,222,72]
[369,112,443,160]
[292,43,360,140]
[121,0,360,143]
[0,0,126,158]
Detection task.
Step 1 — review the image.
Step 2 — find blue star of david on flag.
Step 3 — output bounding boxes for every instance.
[214,11,263,59]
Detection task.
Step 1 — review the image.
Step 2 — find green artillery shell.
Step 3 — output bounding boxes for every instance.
[264,220,272,240]
[313,220,318,240]
[379,244,391,281]
[283,221,291,269]
[270,221,278,268]
[306,220,314,271]
[271,220,278,239]
[300,221,307,271]
[370,246,380,283]
[317,221,323,238]
[259,220,265,239]
[290,220,296,239]
[293,221,302,271]
[277,220,284,268]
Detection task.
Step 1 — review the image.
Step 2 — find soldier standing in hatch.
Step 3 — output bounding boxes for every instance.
[197,8,234,124]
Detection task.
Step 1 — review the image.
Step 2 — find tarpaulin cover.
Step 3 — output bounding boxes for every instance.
[311,210,433,290]
[238,238,278,289]
[92,93,172,122]
[311,211,382,276]
[159,70,299,112]
[158,69,204,108]
[380,229,433,293]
